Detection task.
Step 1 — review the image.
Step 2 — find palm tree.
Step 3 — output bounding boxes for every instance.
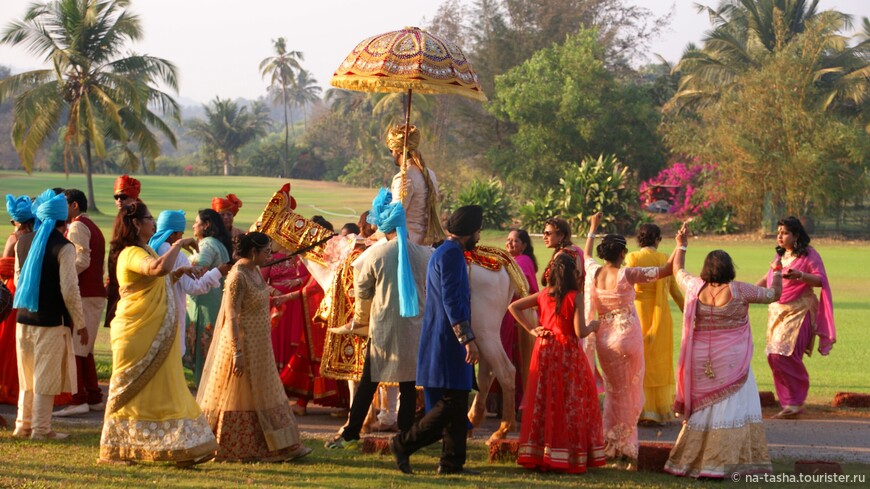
[289,70,322,133]
[187,98,271,176]
[259,38,303,178]
[666,0,837,112]
[0,0,179,213]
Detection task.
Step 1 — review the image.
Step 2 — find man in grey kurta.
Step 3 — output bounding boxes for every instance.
[326,190,432,449]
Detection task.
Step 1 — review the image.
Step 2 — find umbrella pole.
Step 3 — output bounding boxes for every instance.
[400,88,412,201]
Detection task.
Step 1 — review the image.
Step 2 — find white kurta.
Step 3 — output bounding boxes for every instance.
[390,165,439,246]
[156,242,222,357]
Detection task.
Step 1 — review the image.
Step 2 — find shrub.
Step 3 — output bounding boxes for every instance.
[453,178,512,230]
[559,154,637,234]
[518,189,561,231]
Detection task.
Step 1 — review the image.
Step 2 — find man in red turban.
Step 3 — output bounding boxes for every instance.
[113,175,141,210]
[211,194,243,238]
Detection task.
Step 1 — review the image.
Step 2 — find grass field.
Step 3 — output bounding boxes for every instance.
[2,170,867,402]
[1,171,869,487]
[1,428,866,489]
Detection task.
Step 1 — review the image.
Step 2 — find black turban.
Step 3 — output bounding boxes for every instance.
[446,205,483,236]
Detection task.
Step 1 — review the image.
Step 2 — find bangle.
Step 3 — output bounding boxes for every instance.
[587,233,596,239]
[773,270,782,276]
[679,246,687,251]
[772,263,782,272]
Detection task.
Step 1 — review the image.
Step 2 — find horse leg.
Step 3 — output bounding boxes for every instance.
[487,354,517,444]
[468,356,495,429]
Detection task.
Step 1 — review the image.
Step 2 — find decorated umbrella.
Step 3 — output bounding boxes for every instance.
[331,26,486,195]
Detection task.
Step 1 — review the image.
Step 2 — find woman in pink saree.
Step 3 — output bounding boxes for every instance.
[666,225,782,479]
[583,212,674,465]
[760,217,834,419]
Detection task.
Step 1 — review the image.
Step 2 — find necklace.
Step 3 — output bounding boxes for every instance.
[703,283,728,380]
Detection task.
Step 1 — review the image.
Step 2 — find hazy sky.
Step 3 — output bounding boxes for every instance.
[1,0,868,105]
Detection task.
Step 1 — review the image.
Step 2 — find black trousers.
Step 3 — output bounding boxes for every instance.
[341,347,416,441]
[394,388,469,470]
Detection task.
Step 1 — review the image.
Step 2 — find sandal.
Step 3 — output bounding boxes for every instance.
[285,444,313,461]
[176,451,216,468]
[772,405,804,419]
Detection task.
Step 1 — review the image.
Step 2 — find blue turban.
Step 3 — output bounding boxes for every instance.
[14,189,69,312]
[148,210,186,252]
[367,188,418,318]
[6,194,35,223]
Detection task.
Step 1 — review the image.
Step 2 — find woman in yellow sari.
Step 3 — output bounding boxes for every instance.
[99,202,218,465]
[625,224,683,424]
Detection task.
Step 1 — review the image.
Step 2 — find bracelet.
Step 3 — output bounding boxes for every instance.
[679,246,687,251]
[773,270,782,276]
[587,233,596,239]
[772,263,782,272]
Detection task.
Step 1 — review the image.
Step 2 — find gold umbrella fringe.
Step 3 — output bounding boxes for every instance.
[330,76,486,101]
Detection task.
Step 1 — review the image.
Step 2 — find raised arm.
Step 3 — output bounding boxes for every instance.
[142,238,198,277]
[673,222,688,276]
[584,212,603,260]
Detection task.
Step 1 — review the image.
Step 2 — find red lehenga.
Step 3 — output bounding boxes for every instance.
[278,271,348,408]
[0,257,19,404]
[260,253,309,369]
[518,289,606,473]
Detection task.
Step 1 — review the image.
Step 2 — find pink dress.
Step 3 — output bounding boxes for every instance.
[260,253,310,369]
[518,289,606,473]
[584,258,659,460]
[495,253,539,408]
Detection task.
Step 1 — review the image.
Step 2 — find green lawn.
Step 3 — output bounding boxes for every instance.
[1,429,868,488]
[1,171,869,487]
[2,171,867,402]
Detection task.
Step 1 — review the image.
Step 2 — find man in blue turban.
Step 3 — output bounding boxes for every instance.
[150,210,222,360]
[13,189,87,440]
[389,205,483,475]
[326,189,433,451]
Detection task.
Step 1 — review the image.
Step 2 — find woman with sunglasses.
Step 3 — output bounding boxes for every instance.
[583,212,676,468]
[541,217,584,287]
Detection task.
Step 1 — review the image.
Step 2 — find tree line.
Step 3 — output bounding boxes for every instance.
[1,0,868,232]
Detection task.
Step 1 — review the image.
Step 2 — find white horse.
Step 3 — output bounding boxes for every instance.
[253,186,530,443]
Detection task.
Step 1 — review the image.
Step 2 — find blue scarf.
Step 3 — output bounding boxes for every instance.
[13,189,69,312]
[148,210,186,252]
[368,188,418,317]
[6,194,35,223]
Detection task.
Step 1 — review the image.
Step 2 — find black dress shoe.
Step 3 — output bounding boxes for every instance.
[437,466,480,475]
[389,436,414,475]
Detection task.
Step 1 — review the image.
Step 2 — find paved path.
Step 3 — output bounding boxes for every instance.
[3,399,868,464]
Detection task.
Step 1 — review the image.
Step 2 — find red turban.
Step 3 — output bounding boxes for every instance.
[113,174,141,199]
[211,193,242,216]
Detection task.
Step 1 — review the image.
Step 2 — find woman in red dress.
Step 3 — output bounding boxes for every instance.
[1,196,35,405]
[508,253,605,473]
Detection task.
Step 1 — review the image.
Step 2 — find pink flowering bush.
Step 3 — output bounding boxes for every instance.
[640,161,736,234]
[639,161,721,216]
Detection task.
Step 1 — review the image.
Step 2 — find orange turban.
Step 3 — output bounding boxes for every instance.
[211,193,243,216]
[113,174,141,199]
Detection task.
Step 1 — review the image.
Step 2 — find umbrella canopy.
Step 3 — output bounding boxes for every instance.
[331,26,486,101]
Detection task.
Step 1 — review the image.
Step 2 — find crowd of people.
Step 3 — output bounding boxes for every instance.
[0,124,837,479]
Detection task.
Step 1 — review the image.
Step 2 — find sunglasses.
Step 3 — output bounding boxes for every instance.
[114,194,129,201]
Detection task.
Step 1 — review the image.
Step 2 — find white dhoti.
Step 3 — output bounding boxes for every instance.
[15,324,77,436]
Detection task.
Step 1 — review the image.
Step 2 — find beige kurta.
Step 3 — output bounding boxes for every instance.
[14,243,84,395]
[390,166,439,246]
[353,239,432,383]
[67,218,106,356]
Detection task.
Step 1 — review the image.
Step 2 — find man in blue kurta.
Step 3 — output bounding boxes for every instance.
[389,205,483,476]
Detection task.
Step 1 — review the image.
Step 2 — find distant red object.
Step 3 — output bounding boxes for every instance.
[832,392,870,408]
